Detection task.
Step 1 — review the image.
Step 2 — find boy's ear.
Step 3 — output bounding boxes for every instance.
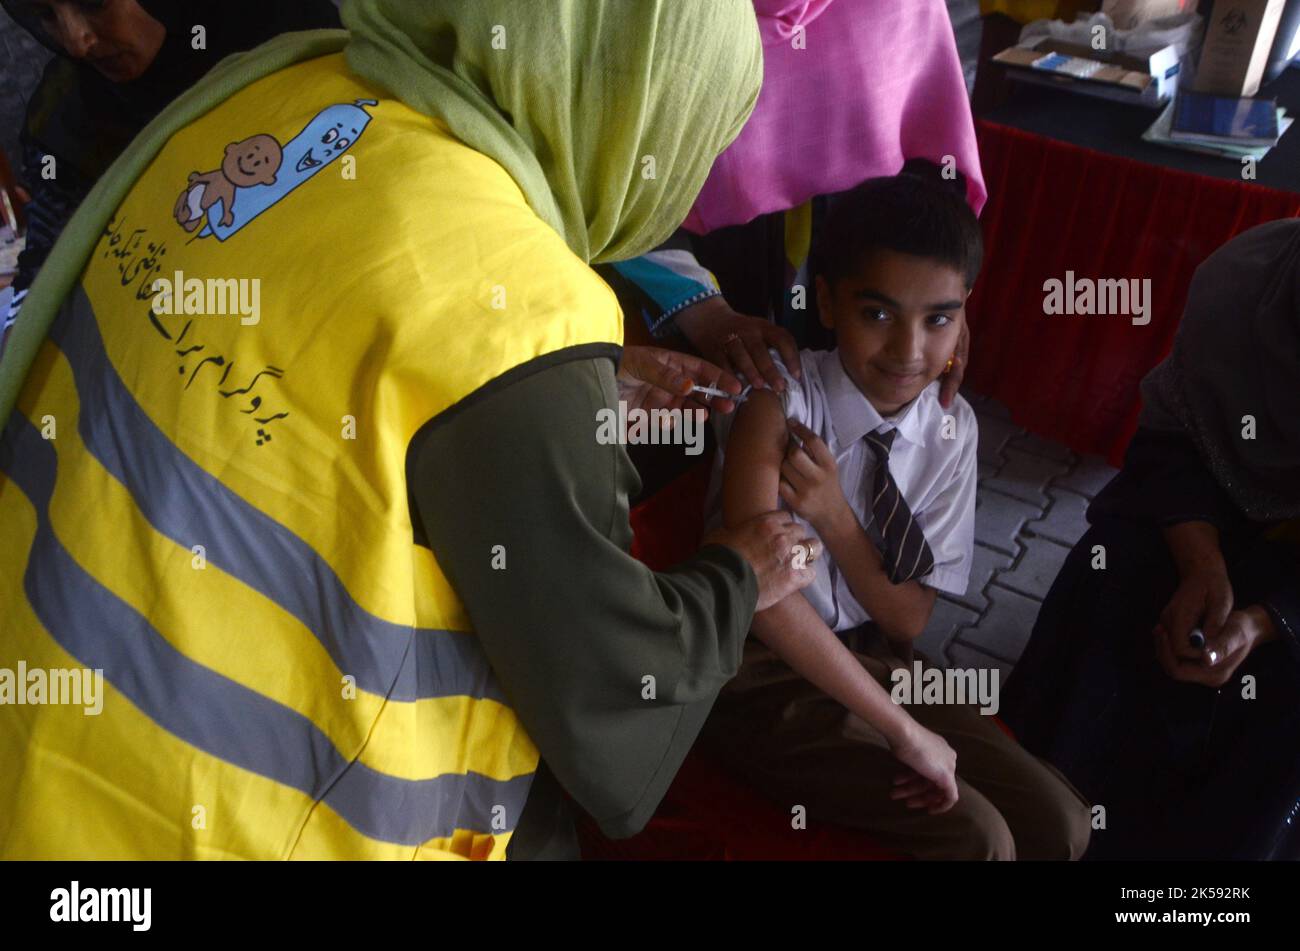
[815,275,835,331]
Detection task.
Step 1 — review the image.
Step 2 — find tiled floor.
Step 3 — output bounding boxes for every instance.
[916,388,1119,671]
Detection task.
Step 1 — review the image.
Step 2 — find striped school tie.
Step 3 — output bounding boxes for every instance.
[864,427,935,584]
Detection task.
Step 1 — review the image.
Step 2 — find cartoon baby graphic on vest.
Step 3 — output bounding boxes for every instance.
[174,99,377,241]
[174,134,283,233]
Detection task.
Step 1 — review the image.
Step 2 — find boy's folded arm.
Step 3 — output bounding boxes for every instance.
[827,419,980,638]
[729,390,936,642]
[722,390,915,740]
[817,514,938,642]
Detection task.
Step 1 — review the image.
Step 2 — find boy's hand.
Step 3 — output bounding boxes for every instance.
[887,720,959,814]
[778,421,852,535]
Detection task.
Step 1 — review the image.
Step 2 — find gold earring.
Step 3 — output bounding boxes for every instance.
[945,356,955,373]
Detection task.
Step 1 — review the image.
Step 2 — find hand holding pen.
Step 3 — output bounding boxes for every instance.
[1155,608,1279,688]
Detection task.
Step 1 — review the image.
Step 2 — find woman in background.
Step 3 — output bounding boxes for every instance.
[1,0,340,343]
[1001,219,1300,860]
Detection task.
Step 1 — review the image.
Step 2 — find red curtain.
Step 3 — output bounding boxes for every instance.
[966,119,1300,465]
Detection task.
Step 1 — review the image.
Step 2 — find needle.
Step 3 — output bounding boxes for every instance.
[690,383,752,403]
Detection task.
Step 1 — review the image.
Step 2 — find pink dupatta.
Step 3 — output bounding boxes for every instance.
[682,0,986,234]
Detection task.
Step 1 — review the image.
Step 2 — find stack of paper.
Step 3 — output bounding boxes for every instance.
[1144,100,1293,160]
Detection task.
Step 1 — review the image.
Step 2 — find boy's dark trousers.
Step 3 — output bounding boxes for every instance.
[699,623,1093,860]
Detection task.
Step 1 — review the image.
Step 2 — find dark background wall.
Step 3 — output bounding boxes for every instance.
[0,6,52,174]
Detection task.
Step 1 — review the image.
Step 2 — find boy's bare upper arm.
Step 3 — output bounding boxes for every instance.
[721,389,788,529]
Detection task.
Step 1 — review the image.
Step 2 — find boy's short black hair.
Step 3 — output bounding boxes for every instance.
[811,159,983,291]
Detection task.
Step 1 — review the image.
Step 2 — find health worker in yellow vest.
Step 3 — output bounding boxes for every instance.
[0,0,818,859]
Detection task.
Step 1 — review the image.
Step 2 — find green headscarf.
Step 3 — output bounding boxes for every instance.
[0,0,761,427]
[342,0,763,264]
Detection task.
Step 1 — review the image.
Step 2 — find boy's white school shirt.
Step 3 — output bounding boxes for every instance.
[706,348,978,634]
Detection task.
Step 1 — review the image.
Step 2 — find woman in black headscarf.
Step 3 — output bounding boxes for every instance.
[2,0,339,335]
[1001,219,1300,860]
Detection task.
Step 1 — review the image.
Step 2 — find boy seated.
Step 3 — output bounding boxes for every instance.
[700,171,1091,860]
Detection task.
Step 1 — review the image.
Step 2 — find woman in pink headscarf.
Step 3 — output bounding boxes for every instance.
[609,0,986,437]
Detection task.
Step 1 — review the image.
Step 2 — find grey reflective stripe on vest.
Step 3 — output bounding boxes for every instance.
[45,285,503,704]
[0,411,533,846]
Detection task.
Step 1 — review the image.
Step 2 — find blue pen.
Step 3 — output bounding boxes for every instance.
[1188,627,1219,664]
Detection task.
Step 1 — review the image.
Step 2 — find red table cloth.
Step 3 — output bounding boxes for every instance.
[966,119,1300,465]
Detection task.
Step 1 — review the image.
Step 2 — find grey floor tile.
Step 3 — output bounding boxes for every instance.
[1007,430,1075,464]
[1053,453,1119,499]
[917,597,981,667]
[974,414,1023,467]
[944,542,1015,613]
[995,535,1071,601]
[981,449,1071,507]
[945,640,1015,691]
[974,487,1041,555]
[962,584,1043,664]
[1025,489,1091,548]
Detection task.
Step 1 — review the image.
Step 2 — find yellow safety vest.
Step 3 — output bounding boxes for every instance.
[0,54,622,859]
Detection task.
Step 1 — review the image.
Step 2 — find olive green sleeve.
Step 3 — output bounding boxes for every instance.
[408,354,757,845]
